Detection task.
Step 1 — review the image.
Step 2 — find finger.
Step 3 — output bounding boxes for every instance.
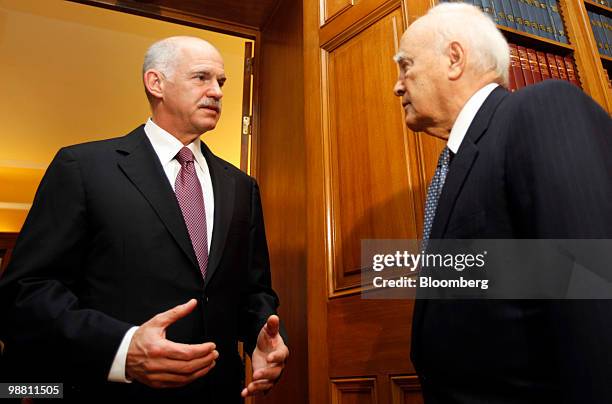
[146,350,219,375]
[252,366,282,381]
[150,299,198,328]
[160,340,216,361]
[264,315,280,338]
[147,361,216,388]
[266,347,289,363]
[241,380,274,397]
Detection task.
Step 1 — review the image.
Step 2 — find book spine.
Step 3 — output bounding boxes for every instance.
[510,0,526,31]
[554,54,568,81]
[548,0,568,43]
[601,15,608,56]
[589,11,604,56]
[481,0,498,24]
[509,44,526,89]
[518,0,535,34]
[501,0,518,28]
[536,51,551,80]
[492,0,507,27]
[531,0,549,38]
[526,48,542,82]
[545,53,561,79]
[535,0,555,39]
[544,0,559,41]
[518,45,535,85]
[563,55,580,87]
[605,15,612,56]
[525,0,541,35]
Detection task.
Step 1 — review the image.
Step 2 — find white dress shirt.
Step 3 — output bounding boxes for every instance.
[107,118,215,382]
[447,83,499,153]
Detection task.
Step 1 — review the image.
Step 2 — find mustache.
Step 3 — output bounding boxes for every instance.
[198,98,222,110]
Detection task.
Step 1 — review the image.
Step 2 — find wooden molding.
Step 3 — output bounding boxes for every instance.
[331,377,378,404]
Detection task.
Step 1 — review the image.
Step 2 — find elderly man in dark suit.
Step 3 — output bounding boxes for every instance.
[393,3,612,403]
[0,36,288,403]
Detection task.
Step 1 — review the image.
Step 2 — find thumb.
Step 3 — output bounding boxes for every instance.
[264,315,280,338]
[151,299,198,328]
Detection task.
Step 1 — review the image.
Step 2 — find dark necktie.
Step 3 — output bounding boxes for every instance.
[422,146,451,251]
[175,147,208,279]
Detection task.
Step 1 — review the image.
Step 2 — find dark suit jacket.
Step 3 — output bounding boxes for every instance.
[0,126,282,403]
[411,81,612,404]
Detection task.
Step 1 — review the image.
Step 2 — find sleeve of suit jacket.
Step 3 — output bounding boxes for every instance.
[504,80,612,401]
[238,179,287,356]
[0,147,133,380]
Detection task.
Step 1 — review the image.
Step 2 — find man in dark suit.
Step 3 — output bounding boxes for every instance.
[393,3,612,403]
[0,36,288,402]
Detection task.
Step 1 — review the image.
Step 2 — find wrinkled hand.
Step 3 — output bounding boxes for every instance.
[126,299,218,388]
[241,315,289,397]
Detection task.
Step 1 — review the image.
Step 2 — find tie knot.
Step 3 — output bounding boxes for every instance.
[176,147,195,165]
[438,147,451,168]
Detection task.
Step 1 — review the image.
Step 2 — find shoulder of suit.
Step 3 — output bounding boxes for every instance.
[505,79,583,107]
[59,126,143,157]
[205,150,255,184]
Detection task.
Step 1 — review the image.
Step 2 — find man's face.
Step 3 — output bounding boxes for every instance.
[162,43,226,135]
[393,26,448,136]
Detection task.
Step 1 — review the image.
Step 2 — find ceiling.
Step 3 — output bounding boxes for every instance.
[117,0,283,30]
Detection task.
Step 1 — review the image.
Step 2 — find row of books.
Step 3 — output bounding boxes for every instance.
[507,43,580,91]
[588,11,612,57]
[447,0,569,43]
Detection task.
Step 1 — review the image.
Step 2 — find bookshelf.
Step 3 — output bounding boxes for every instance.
[445,0,612,111]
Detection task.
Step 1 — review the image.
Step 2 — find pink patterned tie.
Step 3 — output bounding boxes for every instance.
[175,147,208,279]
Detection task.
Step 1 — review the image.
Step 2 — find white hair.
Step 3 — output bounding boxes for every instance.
[142,37,184,79]
[425,2,510,86]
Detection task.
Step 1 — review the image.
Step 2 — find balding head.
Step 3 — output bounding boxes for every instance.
[143,36,221,80]
[403,3,509,85]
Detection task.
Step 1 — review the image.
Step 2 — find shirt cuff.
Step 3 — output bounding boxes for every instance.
[107,326,139,383]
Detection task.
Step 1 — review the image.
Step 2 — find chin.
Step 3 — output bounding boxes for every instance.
[195,120,219,134]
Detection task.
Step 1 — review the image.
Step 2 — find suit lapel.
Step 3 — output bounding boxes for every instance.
[429,86,509,239]
[116,126,199,271]
[201,143,235,288]
[412,87,509,351]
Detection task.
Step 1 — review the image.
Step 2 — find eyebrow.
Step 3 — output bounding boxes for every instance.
[393,52,408,63]
[191,70,226,81]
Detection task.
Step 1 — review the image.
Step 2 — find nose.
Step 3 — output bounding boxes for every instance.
[207,81,223,100]
[393,79,405,97]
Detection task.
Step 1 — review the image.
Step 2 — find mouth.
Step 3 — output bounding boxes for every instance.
[200,105,220,113]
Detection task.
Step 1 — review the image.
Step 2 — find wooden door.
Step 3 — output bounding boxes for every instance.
[303,0,445,402]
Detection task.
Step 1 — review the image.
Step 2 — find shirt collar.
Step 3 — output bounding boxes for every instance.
[144,118,207,169]
[447,83,499,154]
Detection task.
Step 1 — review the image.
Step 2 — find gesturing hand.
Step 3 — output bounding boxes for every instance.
[241,315,289,397]
[126,299,218,388]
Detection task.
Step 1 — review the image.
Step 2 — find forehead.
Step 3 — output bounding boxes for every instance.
[398,20,432,54]
[177,42,225,74]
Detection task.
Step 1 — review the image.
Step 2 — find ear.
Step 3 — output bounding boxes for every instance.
[143,69,164,99]
[447,41,466,80]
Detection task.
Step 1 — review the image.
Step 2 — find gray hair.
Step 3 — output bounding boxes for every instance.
[142,37,182,78]
[426,2,510,86]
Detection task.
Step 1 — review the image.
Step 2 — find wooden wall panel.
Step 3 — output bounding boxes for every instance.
[323,0,355,24]
[256,0,307,403]
[323,8,420,294]
[390,376,423,404]
[331,378,378,404]
[306,0,435,402]
[328,296,414,375]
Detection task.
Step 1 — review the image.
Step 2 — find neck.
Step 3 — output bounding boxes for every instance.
[151,111,201,146]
